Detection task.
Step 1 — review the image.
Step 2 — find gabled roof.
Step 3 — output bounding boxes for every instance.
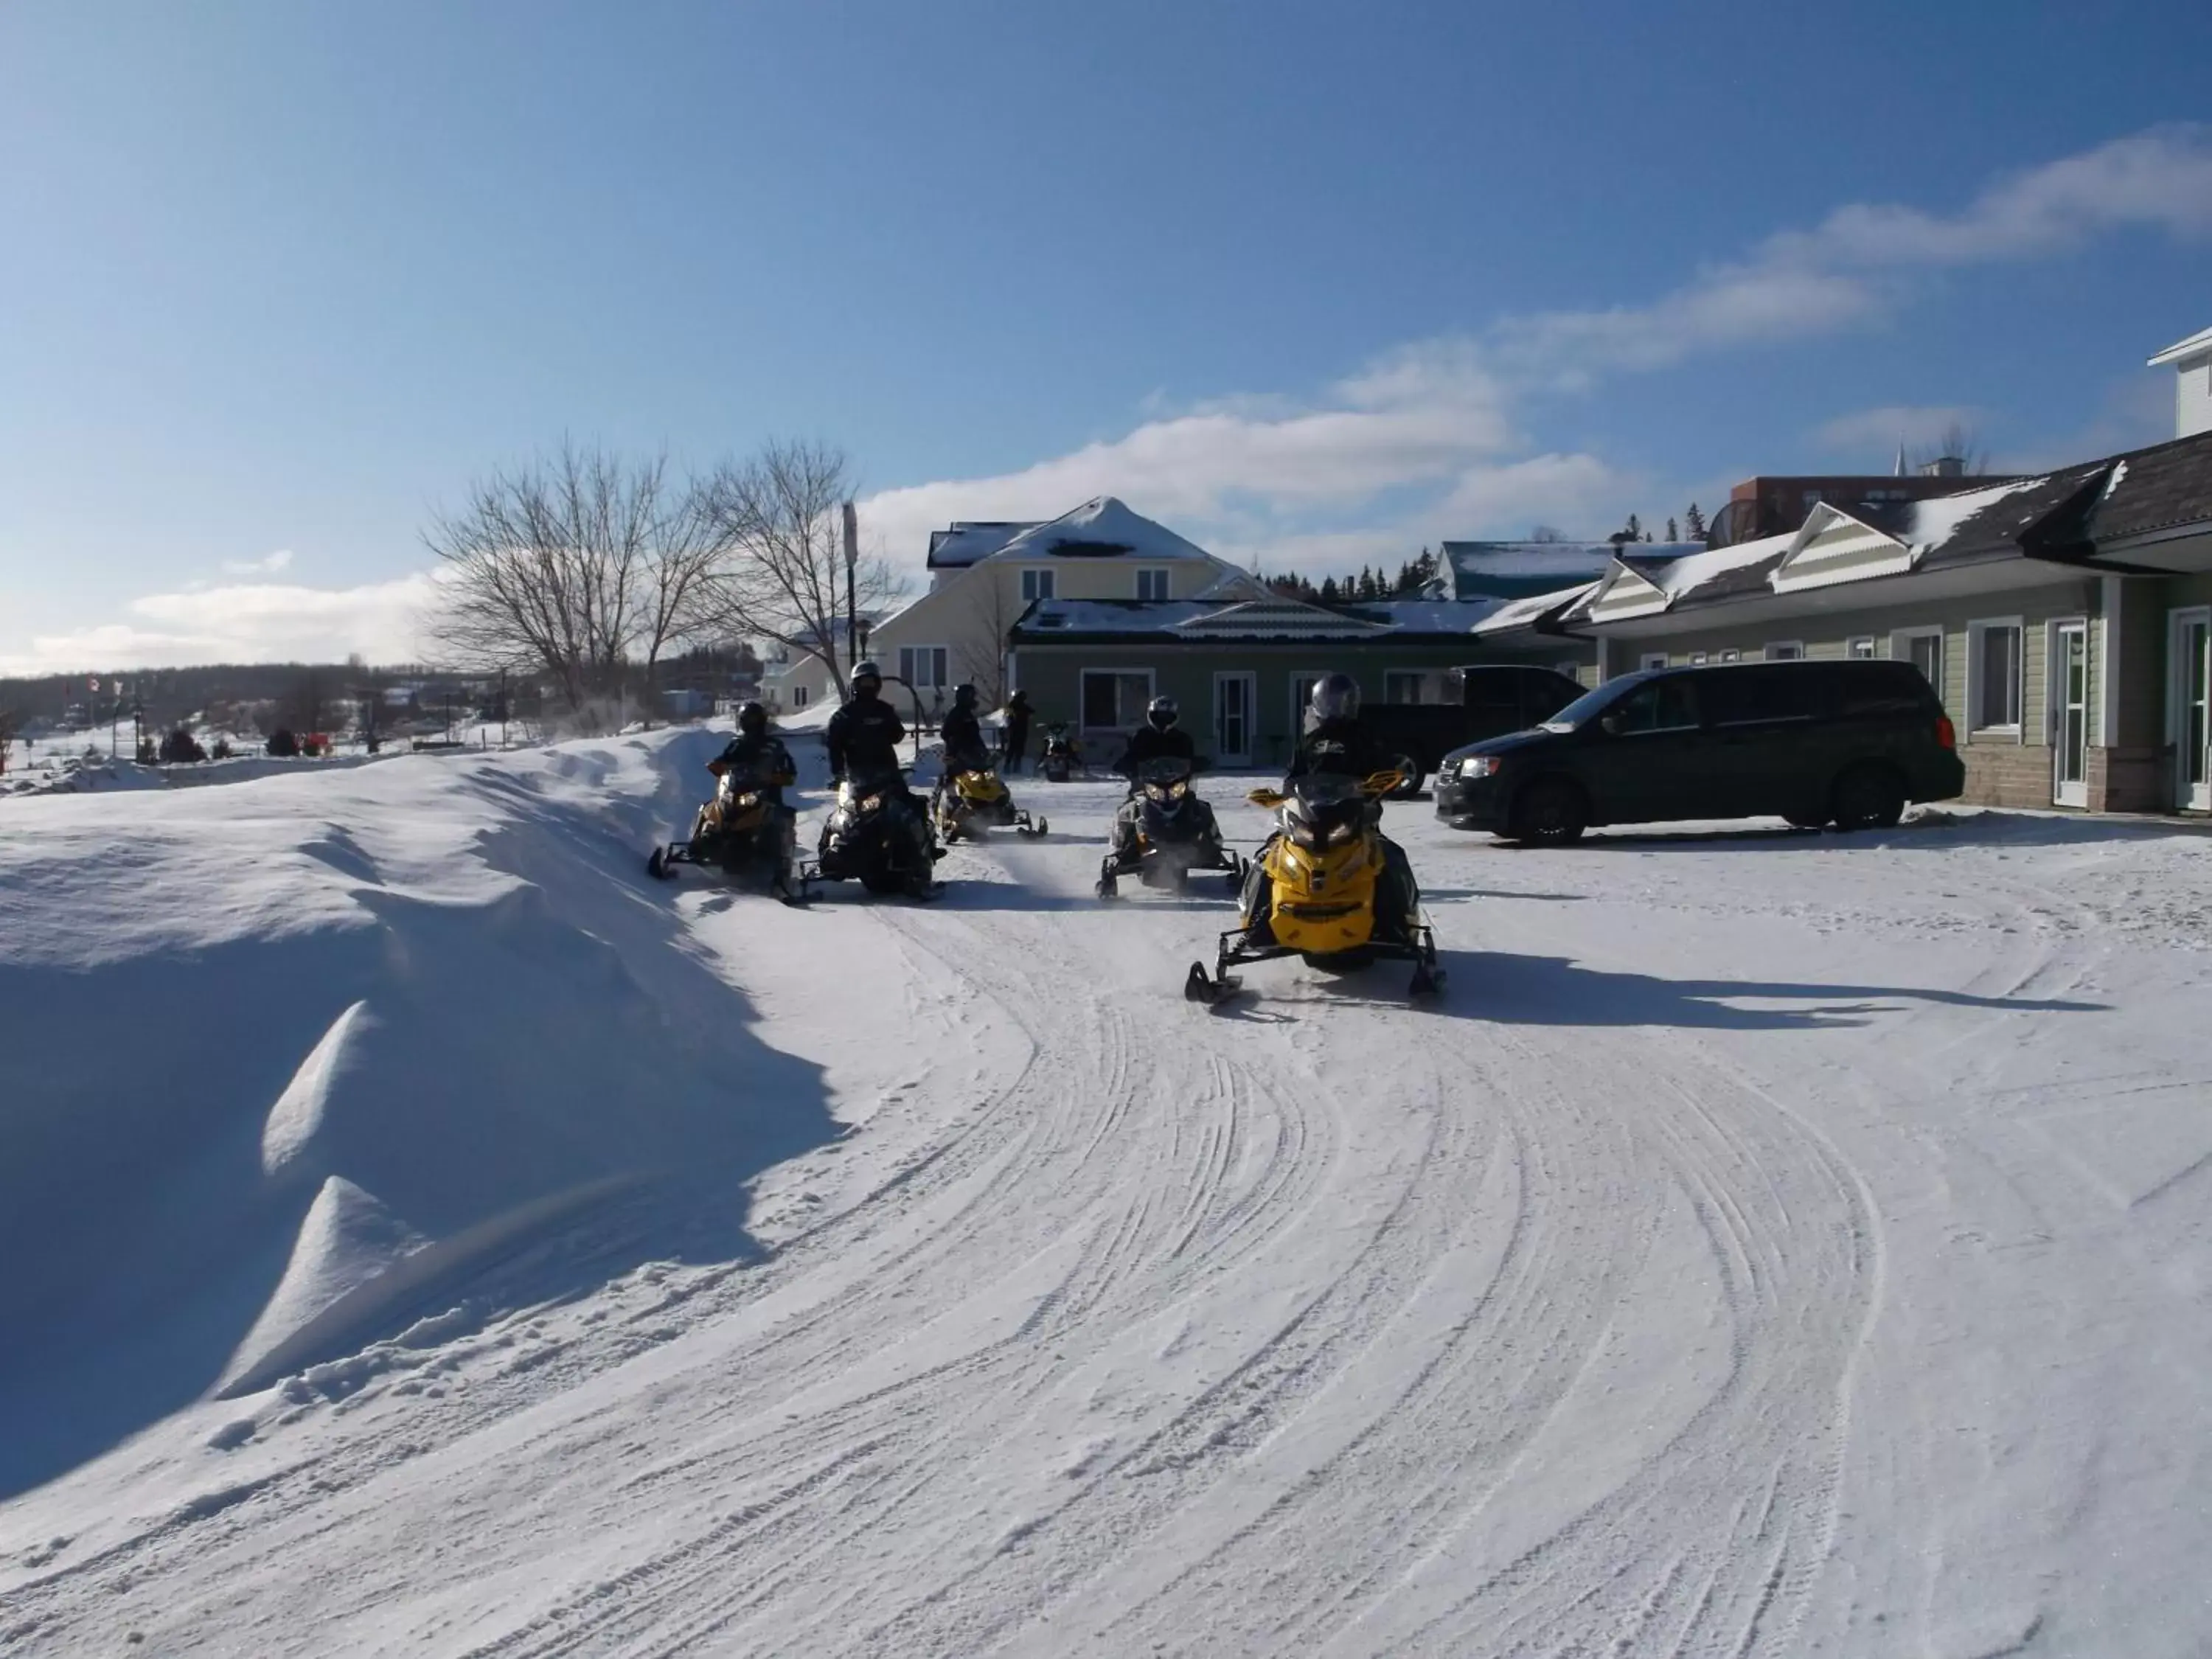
[2149,324,2212,367]
[2068,428,2212,543]
[984,497,1216,564]
[1441,540,1699,601]
[1470,582,1600,636]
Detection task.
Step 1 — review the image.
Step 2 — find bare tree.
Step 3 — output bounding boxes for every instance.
[698,440,905,702]
[423,443,723,731]
[956,572,1014,709]
[1907,421,1990,476]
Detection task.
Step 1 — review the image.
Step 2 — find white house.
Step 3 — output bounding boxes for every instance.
[766,497,1266,719]
[2151,324,2212,441]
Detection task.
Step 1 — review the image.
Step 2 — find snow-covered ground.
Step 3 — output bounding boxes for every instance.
[2,730,2208,1655]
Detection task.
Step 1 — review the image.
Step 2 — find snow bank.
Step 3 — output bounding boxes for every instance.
[0,731,836,1498]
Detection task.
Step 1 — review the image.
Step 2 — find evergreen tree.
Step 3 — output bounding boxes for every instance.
[1623,512,1643,542]
[1666,516,1679,542]
[1684,501,1707,540]
[1320,576,1340,604]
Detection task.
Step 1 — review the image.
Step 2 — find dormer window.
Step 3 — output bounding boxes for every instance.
[1022,568,1056,602]
[1135,568,1170,601]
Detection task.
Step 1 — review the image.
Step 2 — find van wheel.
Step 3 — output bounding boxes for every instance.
[1512,779,1588,846]
[1832,764,1906,831]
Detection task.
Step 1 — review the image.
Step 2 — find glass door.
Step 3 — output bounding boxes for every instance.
[1214,672,1254,766]
[2174,611,2211,813]
[2052,621,2088,807]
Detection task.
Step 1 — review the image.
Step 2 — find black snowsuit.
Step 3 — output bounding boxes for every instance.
[714,732,798,800]
[939,703,990,773]
[1000,692,1033,773]
[1111,723,1197,782]
[1246,716,1420,943]
[826,694,908,782]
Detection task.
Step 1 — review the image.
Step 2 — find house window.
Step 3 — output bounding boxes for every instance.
[1383,671,1425,704]
[1968,620,2024,733]
[1893,627,1944,703]
[1765,641,1804,661]
[1080,669,1153,731]
[1290,672,1333,730]
[1848,636,1877,659]
[1719,649,1741,664]
[792,685,808,709]
[1640,653,1669,672]
[1689,651,1709,666]
[898,646,949,690]
[1021,568,1056,602]
[1135,568,1170,601]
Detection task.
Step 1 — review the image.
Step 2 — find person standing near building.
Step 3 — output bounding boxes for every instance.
[1001,689,1034,774]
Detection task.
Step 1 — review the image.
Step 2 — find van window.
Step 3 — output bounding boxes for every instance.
[1609,677,1700,734]
[1463,672,1521,720]
[1839,662,1933,717]
[1519,672,1579,723]
[1701,664,1832,726]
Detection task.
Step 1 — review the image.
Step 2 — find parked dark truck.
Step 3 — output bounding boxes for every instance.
[1434,658,1964,844]
[1357,664,1585,792]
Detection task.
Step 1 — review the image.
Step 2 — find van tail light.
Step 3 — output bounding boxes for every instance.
[1935,715,1956,750]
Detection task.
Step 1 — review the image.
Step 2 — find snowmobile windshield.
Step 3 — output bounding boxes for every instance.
[1138,755,1193,787]
[1284,775,1366,849]
[1540,675,1646,731]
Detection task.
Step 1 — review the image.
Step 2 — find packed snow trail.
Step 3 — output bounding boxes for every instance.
[3,732,2210,1655]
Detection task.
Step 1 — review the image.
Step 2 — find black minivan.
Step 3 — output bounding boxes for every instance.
[1433,658,1965,844]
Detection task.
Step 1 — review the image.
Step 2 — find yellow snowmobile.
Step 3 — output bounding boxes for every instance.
[932,763,1046,843]
[1184,768,1441,1003]
[647,756,808,901]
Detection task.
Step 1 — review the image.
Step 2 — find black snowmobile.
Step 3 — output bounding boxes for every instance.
[1038,723,1082,783]
[648,756,809,901]
[806,766,945,899]
[1097,755,1245,899]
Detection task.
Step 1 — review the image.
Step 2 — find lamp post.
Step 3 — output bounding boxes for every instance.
[842,500,858,689]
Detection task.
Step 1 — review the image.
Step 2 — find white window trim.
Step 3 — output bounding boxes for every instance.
[1847,636,1878,660]
[1688,650,1709,666]
[1290,669,1330,733]
[1382,669,1427,705]
[1020,567,1057,602]
[1134,566,1172,601]
[1719,648,1742,664]
[1078,666,1155,734]
[897,644,952,692]
[1764,641,1805,661]
[1966,617,2026,741]
[1640,653,1669,672]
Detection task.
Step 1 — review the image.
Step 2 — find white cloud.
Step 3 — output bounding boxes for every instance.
[855,129,2212,576]
[0,574,439,676]
[220,549,295,576]
[1814,405,1982,458]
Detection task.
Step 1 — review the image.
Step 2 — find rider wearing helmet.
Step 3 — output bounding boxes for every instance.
[937,683,991,773]
[1106,695,1220,867]
[715,700,799,798]
[712,700,801,886]
[825,660,907,782]
[1245,672,1422,944]
[1111,695,1197,783]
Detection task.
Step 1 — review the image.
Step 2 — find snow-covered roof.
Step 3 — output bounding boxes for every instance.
[1469,581,1599,636]
[1010,593,1485,643]
[983,498,1216,564]
[1442,540,1699,601]
[2149,324,2212,367]
[925,521,1040,569]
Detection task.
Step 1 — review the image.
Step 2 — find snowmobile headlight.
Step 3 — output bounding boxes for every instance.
[1326,820,1359,845]
[1287,818,1322,849]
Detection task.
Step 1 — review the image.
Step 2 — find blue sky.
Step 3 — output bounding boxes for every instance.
[3,0,2209,671]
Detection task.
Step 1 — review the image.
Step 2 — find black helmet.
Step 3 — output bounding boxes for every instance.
[1307,672,1358,728]
[851,659,883,695]
[953,682,977,707]
[1145,695,1179,732]
[736,700,768,736]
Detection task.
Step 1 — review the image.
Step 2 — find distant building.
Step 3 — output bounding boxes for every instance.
[1709,463,2025,548]
[1440,541,1703,602]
